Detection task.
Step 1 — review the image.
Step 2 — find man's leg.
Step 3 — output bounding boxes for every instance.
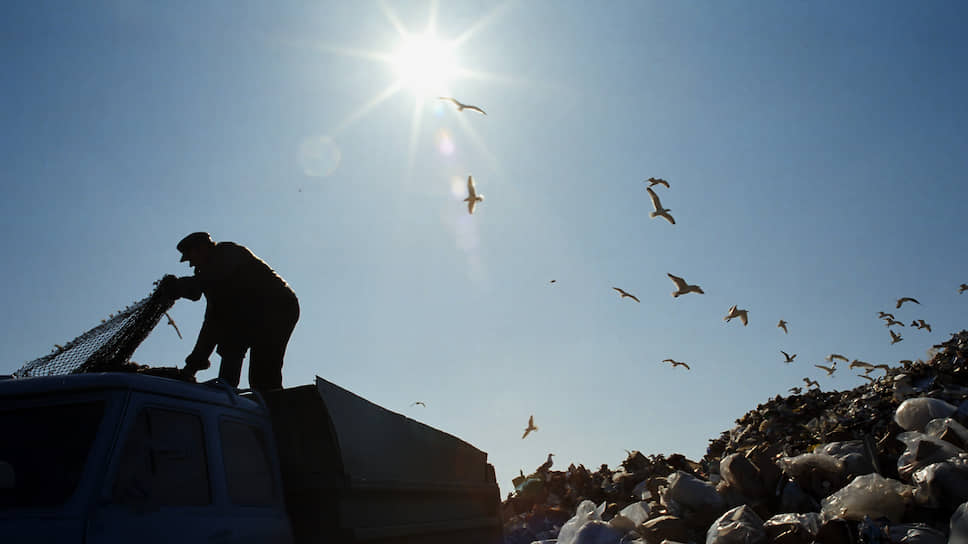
[248,298,299,391]
[216,344,246,387]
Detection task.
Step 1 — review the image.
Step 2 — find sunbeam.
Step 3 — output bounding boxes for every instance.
[331,81,402,135]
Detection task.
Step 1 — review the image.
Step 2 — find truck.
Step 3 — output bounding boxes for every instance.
[0,372,503,544]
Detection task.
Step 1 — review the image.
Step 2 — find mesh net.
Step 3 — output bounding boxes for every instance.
[14,278,177,378]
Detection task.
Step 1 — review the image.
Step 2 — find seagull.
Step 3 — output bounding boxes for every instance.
[645,177,670,188]
[878,311,896,320]
[645,187,675,225]
[781,351,797,363]
[896,297,920,308]
[613,287,640,303]
[464,175,484,214]
[788,387,802,395]
[662,359,691,370]
[724,305,749,326]
[960,284,968,294]
[438,96,486,115]
[815,363,837,376]
[858,374,875,384]
[826,354,849,363]
[410,401,426,407]
[890,330,903,344]
[164,311,182,339]
[884,318,904,327]
[778,320,788,334]
[537,453,554,473]
[522,415,538,439]
[849,360,874,370]
[667,273,704,297]
[872,363,890,372]
[803,378,820,388]
[913,319,932,332]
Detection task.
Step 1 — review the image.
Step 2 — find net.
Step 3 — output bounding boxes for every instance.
[14,278,177,378]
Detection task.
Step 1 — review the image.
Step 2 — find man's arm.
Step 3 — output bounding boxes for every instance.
[185,303,218,371]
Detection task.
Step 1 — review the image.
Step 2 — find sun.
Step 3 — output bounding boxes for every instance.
[391,33,458,96]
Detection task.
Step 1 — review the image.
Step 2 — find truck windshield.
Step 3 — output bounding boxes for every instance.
[0,400,105,509]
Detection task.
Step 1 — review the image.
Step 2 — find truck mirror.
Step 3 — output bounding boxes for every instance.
[0,460,14,489]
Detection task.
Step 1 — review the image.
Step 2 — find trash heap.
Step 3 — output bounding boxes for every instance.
[502,330,968,544]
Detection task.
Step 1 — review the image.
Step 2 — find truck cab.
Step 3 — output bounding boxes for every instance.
[0,373,501,543]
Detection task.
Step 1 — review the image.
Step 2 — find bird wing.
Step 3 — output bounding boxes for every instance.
[467,199,476,214]
[660,211,676,224]
[781,350,790,359]
[739,311,748,326]
[646,187,663,211]
[467,175,477,198]
[628,294,640,303]
[466,104,486,115]
[680,362,691,370]
[528,415,534,427]
[668,273,688,290]
[662,359,675,364]
[613,287,626,296]
[438,96,459,106]
[522,428,532,439]
[656,179,670,188]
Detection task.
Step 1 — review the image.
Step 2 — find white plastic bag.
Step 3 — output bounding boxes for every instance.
[820,473,913,522]
[706,505,765,544]
[661,470,725,517]
[571,520,625,544]
[894,398,957,432]
[896,431,963,481]
[557,500,601,544]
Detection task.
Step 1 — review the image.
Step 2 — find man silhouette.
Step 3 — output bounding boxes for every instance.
[161,232,299,390]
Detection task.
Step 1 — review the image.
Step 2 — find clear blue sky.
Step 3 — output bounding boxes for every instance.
[3,1,967,496]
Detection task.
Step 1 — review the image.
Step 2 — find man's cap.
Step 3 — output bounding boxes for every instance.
[177,232,214,262]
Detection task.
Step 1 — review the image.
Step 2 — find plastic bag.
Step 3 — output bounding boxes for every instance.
[720,453,767,499]
[886,524,946,544]
[820,473,913,523]
[816,440,875,476]
[705,505,766,544]
[777,453,847,497]
[894,398,957,432]
[661,470,725,518]
[923,417,968,448]
[762,512,820,543]
[896,431,963,481]
[571,520,626,544]
[952,502,968,544]
[613,501,650,527]
[911,458,968,509]
[557,500,601,544]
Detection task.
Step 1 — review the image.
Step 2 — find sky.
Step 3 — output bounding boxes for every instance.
[2,1,967,497]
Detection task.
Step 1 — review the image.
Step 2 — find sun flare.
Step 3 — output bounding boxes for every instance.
[391,33,458,96]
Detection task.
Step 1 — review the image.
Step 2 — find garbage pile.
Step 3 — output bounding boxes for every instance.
[502,330,968,544]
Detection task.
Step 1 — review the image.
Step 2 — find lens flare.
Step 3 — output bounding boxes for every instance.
[436,129,455,155]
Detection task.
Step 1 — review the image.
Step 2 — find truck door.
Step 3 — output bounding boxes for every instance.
[86,400,233,544]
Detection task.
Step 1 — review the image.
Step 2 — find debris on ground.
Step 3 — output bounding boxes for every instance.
[502,330,968,544]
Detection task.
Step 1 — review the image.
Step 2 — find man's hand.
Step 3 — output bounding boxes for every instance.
[184,352,211,375]
[157,275,179,300]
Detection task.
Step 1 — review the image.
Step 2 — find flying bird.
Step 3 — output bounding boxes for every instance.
[896,297,920,308]
[464,175,484,214]
[960,284,967,294]
[849,360,874,370]
[803,378,820,388]
[549,280,556,283]
[912,319,932,332]
[858,374,875,384]
[667,273,704,297]
[777,320,788,334]
[724,305,749,326]
[788,387,802,395]
[890,329,903,344]
[164,311,182,339]
[613,287,640,303]
[884,318,904,327]
[646,187,675,225]
[522,415,538,439]
[872,363,890,372]
[815,363,837,376]
[410,401,426,407]
[781,351,797,363]
[645,177,670,188]
[662,359,691,370]
[438,96,486,115]
[826,354,849,363]
[878,311,896,320]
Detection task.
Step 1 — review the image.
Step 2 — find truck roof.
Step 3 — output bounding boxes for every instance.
[0,373,263,413]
